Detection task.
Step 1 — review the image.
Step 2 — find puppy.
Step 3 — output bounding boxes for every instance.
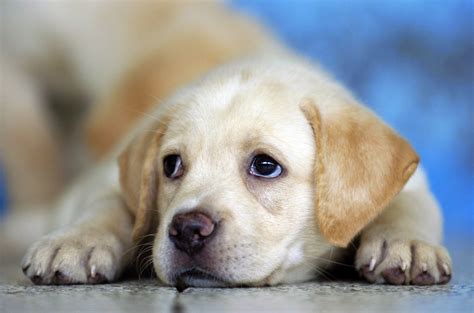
[12,3,451,287]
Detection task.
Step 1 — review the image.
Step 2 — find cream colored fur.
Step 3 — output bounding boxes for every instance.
[2,2,451,287]
[21,57,451,286]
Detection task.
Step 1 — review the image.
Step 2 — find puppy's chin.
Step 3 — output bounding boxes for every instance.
[173,268,230,288]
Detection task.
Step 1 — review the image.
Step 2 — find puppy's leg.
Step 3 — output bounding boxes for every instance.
[355,168,452,285]
[0,59,64,207]
[21,193,134,285]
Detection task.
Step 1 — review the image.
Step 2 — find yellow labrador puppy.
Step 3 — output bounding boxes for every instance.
[14,3,451,288]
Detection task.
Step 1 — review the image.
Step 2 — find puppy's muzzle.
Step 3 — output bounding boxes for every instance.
[169,211,217,256]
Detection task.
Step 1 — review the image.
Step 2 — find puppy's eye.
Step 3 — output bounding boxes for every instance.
[249,154,282,178]
[163,154,183,178]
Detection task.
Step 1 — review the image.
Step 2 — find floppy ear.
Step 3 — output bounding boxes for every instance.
[300,99,419,247]
[118,124,166,243]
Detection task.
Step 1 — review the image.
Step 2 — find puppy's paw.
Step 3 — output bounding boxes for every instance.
[21,228,127,285]
[355,238,452,285]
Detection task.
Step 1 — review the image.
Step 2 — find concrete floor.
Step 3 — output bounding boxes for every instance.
[1,240,473,313]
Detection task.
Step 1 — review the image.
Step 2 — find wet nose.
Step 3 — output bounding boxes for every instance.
[169,211,216,256]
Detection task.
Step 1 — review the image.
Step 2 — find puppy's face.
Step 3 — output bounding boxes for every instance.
[119,59,419,287]
[153,80,323,287]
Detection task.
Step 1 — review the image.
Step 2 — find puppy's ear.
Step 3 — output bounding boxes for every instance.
[118,123,167,243]
[300,99,419,247]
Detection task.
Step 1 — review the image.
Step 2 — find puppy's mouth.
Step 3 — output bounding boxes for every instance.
[173,268,228,291]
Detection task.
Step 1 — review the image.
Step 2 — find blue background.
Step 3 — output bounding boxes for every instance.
[0,1,472,241]
[231,0,473,240]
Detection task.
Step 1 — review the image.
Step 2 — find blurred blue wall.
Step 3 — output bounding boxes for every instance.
[231,0,474,239]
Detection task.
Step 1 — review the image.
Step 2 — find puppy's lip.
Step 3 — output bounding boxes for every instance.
[173,267,228,289]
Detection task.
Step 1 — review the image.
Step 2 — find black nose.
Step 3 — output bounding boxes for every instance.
[169,211,216,256]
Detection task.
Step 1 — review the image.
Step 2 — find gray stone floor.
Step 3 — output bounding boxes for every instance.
[1,240,473,313]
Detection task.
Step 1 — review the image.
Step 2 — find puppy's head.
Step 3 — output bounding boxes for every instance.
[119,58,419,287]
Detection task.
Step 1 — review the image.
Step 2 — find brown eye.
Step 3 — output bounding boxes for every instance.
[249,154,282,178]
[163,154,183,178]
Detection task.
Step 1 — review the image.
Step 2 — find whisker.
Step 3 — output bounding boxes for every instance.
[138,254,154,279]
[120,241,152,258]
[136,244,153,261]
[136,233,157,241]
[349,240,358,252]
[140,258,155,279]
[122,107,162,122]
[313,266,336,281]
[151,96,165,104]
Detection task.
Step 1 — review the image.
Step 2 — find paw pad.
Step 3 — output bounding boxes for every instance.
[412,271,435,285]
[52,271,74,285]
[382,267,406,285]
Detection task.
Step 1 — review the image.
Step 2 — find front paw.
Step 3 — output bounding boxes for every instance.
[355,237,452,285]
[21,228,127,285]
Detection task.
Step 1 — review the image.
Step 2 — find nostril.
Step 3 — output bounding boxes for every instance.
[199,222,214,237]
[169,226,178,237]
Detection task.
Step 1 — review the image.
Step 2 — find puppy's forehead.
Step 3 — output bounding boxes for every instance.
[163,74,315,166]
